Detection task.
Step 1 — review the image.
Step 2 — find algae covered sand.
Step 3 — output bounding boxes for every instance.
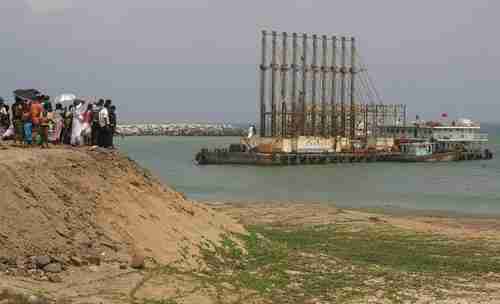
[132,203,500,304]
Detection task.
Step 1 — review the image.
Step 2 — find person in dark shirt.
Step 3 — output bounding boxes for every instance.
[62,105,73,145]
[101,99,113,148]
[91,99,104,146]
[12,98,25,144]
[109,105,117,148]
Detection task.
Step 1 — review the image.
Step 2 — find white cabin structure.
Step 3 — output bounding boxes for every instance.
[379,119,488,154]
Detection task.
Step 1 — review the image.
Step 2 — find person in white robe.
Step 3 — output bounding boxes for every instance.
[70,100,86,146]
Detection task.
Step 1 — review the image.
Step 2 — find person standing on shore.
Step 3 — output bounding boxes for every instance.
[91,99,104,147]
[109,105,117,148]
[22,102,33,146]
[12,98,24,144]
[39,102,52,148]
[98,100,111,148]
[30,98,43,144]
[82,103,93,145]
[45,102,56,144]
[70,100,85,146]
[62,105,73,145]
[0,99,10,137]
[52,103,64,144]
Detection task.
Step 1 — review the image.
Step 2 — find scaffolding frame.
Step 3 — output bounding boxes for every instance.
[259,30,406,140]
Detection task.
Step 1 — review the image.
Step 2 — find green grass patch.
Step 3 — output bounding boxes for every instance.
[252,224,500,274]
[178,222,500,303]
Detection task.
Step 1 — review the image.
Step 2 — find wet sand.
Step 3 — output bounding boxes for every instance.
[207,200,500,241]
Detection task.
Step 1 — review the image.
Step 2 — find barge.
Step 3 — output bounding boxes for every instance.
[196,119,493,166]
[195,30,493,166]
[195,150,492,166]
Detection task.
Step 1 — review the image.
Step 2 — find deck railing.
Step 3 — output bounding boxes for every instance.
[433,133,488,142]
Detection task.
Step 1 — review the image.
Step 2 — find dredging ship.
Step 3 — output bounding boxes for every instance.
[195,30,493,166]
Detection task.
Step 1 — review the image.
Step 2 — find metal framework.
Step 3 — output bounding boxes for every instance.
[259,30,406,139]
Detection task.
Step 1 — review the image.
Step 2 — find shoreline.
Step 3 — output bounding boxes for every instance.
[204,199,500,220]
[206,201,500,241]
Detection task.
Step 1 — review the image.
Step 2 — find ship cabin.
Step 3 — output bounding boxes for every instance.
[379,119,488,154]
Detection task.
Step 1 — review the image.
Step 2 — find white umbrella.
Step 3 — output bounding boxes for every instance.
[55,93,76,105]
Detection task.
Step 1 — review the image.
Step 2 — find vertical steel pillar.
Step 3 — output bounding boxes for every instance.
[393,104,398,126]
[330,36,337,137]
[292,33,298,135]
[403,104,407,127]
[321,35,327,137]
[379,105,383,136]
[371,104,376,137]
[291,33,298,136]
[271,31,278,137]
[340,37,346,137]
[259,30,267,137]
[363,105,369,138]
[282,99,287,137]
[311,34,318,136]
[350,37,356,139]
[381,105,386,136]
[301,33,308,136]
[281,32,288,137]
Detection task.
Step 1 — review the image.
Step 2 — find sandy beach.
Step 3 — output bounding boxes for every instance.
[1,147,500,304]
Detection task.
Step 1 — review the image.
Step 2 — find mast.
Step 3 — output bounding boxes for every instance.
[350,37,356,139]
[311,34,318,136]
[281,32,288,137]
[259,30,267,137]
[291,33,298,136]
[330,36,337,137]
[301,33,308,136]
[271,31,278,137]
[321,35,327,137]
[340,36,346,137]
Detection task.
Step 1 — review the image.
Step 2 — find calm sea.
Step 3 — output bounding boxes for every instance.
[119,124,500,216]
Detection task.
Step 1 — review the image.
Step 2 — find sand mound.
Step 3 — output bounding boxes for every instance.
[0,146,244,265]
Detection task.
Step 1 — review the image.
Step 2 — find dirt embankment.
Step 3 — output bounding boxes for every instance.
[0,146,244,267]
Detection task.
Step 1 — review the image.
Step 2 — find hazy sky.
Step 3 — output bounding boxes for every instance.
[1,0,499,123]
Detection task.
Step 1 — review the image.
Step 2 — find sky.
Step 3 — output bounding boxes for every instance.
[0,0,499,123]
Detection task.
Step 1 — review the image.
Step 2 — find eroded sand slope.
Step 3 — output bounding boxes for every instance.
[0,146,244,265]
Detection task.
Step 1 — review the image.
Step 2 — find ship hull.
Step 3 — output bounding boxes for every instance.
[195,150,491,166]
[393,152,458,162]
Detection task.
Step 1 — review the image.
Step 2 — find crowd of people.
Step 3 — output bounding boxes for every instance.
[0,91,118,149]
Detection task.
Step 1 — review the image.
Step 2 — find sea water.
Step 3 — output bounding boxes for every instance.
[119,124,500,216]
